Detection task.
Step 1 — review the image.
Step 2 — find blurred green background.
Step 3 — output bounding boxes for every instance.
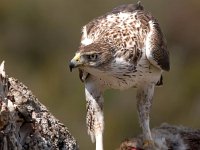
[0,0,200,149]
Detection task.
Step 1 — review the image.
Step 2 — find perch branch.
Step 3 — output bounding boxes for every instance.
[0,61,79,150]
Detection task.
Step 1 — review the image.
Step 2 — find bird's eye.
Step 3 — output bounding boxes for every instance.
[88,54,98,61]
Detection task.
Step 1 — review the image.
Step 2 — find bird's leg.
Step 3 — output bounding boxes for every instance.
[85,76,104,150]
[136,83,155,150]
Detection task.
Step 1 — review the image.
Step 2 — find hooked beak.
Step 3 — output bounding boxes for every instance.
[69,53,82,72]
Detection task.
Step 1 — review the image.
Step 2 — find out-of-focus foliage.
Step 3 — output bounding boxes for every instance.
[0,0,200,149]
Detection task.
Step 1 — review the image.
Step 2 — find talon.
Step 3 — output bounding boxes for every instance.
[143,140,155,149]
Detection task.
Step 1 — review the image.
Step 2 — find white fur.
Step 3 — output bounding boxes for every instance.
[145,20,154,57]
[96,133,103,150]
[81,38,93,46]
[82,26,87,39]
[106,15,116,22]
[118,12,130,20]
[0,61,5,77]
[81,26,93,46]
[115,57,129,65]
[135,21,141,28]
[116,12,137,22]
[145,20,159,68]
[85,78,104,150]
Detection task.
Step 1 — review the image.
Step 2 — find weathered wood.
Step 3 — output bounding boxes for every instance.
[1,60,200,150]
[0,61,79,150]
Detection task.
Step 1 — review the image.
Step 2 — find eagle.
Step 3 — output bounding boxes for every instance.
[69,2,169,150]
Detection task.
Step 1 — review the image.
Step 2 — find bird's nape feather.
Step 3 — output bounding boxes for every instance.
[81,2,145,47]
[110,1,144,14]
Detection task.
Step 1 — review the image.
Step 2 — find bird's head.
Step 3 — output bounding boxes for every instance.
[69,41,113,72]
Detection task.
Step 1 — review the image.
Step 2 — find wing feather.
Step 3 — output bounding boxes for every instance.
[146,20,170,71]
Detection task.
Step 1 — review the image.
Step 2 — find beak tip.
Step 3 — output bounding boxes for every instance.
[69,52,81,72]
[69,62,74,72]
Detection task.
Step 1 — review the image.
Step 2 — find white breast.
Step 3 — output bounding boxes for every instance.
[85,55,161,90]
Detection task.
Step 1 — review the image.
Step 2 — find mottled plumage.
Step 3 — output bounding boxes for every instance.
[69,2,169,150]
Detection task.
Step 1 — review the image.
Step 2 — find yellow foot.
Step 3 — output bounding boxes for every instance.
[143,140,155,150]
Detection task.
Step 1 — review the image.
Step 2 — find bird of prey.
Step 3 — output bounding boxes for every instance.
[69,2,169,150]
